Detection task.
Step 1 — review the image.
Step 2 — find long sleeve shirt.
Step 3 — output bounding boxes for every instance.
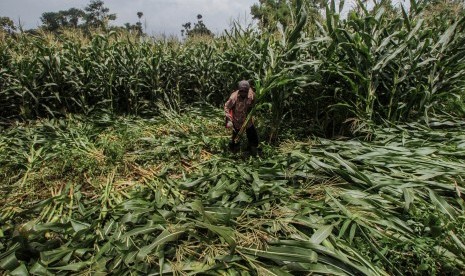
[224,88,255,130]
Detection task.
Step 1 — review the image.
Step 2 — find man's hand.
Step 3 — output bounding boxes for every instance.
[226,121,233,129]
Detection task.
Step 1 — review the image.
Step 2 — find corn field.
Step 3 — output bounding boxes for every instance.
[1,1,464,135]
[1,0,465,275]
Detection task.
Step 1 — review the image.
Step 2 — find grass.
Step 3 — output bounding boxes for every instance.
[1,105,464,275]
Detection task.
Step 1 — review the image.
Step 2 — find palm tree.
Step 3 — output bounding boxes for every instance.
[137,12,143,22]
[136,11,144,34]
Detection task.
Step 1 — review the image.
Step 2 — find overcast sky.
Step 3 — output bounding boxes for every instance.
[0,0,258,37]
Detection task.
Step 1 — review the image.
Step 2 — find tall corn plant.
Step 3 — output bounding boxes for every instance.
[0,30,236,119]
[0,34,13,121]
[300,0,465,135]
[1,2,463,135]
[0,33,42,119]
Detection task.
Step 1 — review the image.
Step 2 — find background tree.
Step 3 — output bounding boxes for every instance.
[40,8,85,32]
[123,12,144,35]
[181,14,214,38]
[84,0,116,29]
[0,16,16,34]
[251,0,291,29]
[66,8,86,28]
[40,12,63,32]
[181,22,192,37]
[136,11,143,34]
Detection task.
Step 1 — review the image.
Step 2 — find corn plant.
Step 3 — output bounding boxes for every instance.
[296,0,465,136]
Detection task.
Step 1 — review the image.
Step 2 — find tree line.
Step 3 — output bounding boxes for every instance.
[1,0,143,35]
[2,0,330,39]
[0,0,217,38]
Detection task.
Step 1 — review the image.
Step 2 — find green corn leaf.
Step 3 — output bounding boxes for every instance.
[40,248,74,265]
[338,0,345,14]
[9,263,29,276]
[48,262,90,271]
[401,4,410,31]
[0,252,20,271]
[349,223,357,244]
[403,188,414,212]
[120,224,163,239]
[238,245,318,264]
[434,21,458,53]
[338,219,352,239]
[254,263,293,276]
[310,225,334,245]
[136,228,185,261]
[70,220,90,232]
[195,221,236,248]
[428,189,457,219]
[29,262,52,275]
[275,240,371,275]
[449,231,465,252]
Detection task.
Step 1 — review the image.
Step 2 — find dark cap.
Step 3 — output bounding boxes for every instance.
[238,80,250,91]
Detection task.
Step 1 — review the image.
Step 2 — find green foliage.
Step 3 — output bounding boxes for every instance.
[1,109,465,274]
[182,14,214,38]
[39,0,116,33]
[293,0,465,136]
[40,8,86,32]
[251,0,294,29]
[0,16,16,34]
[83,0,116,29]
[251,0,325,31]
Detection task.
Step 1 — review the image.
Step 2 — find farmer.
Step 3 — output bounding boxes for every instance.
[224,80,259,154]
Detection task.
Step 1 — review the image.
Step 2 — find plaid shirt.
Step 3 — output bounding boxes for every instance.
[224,89,255,130]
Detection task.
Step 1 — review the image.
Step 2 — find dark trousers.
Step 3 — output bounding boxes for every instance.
[229,124,259,150]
